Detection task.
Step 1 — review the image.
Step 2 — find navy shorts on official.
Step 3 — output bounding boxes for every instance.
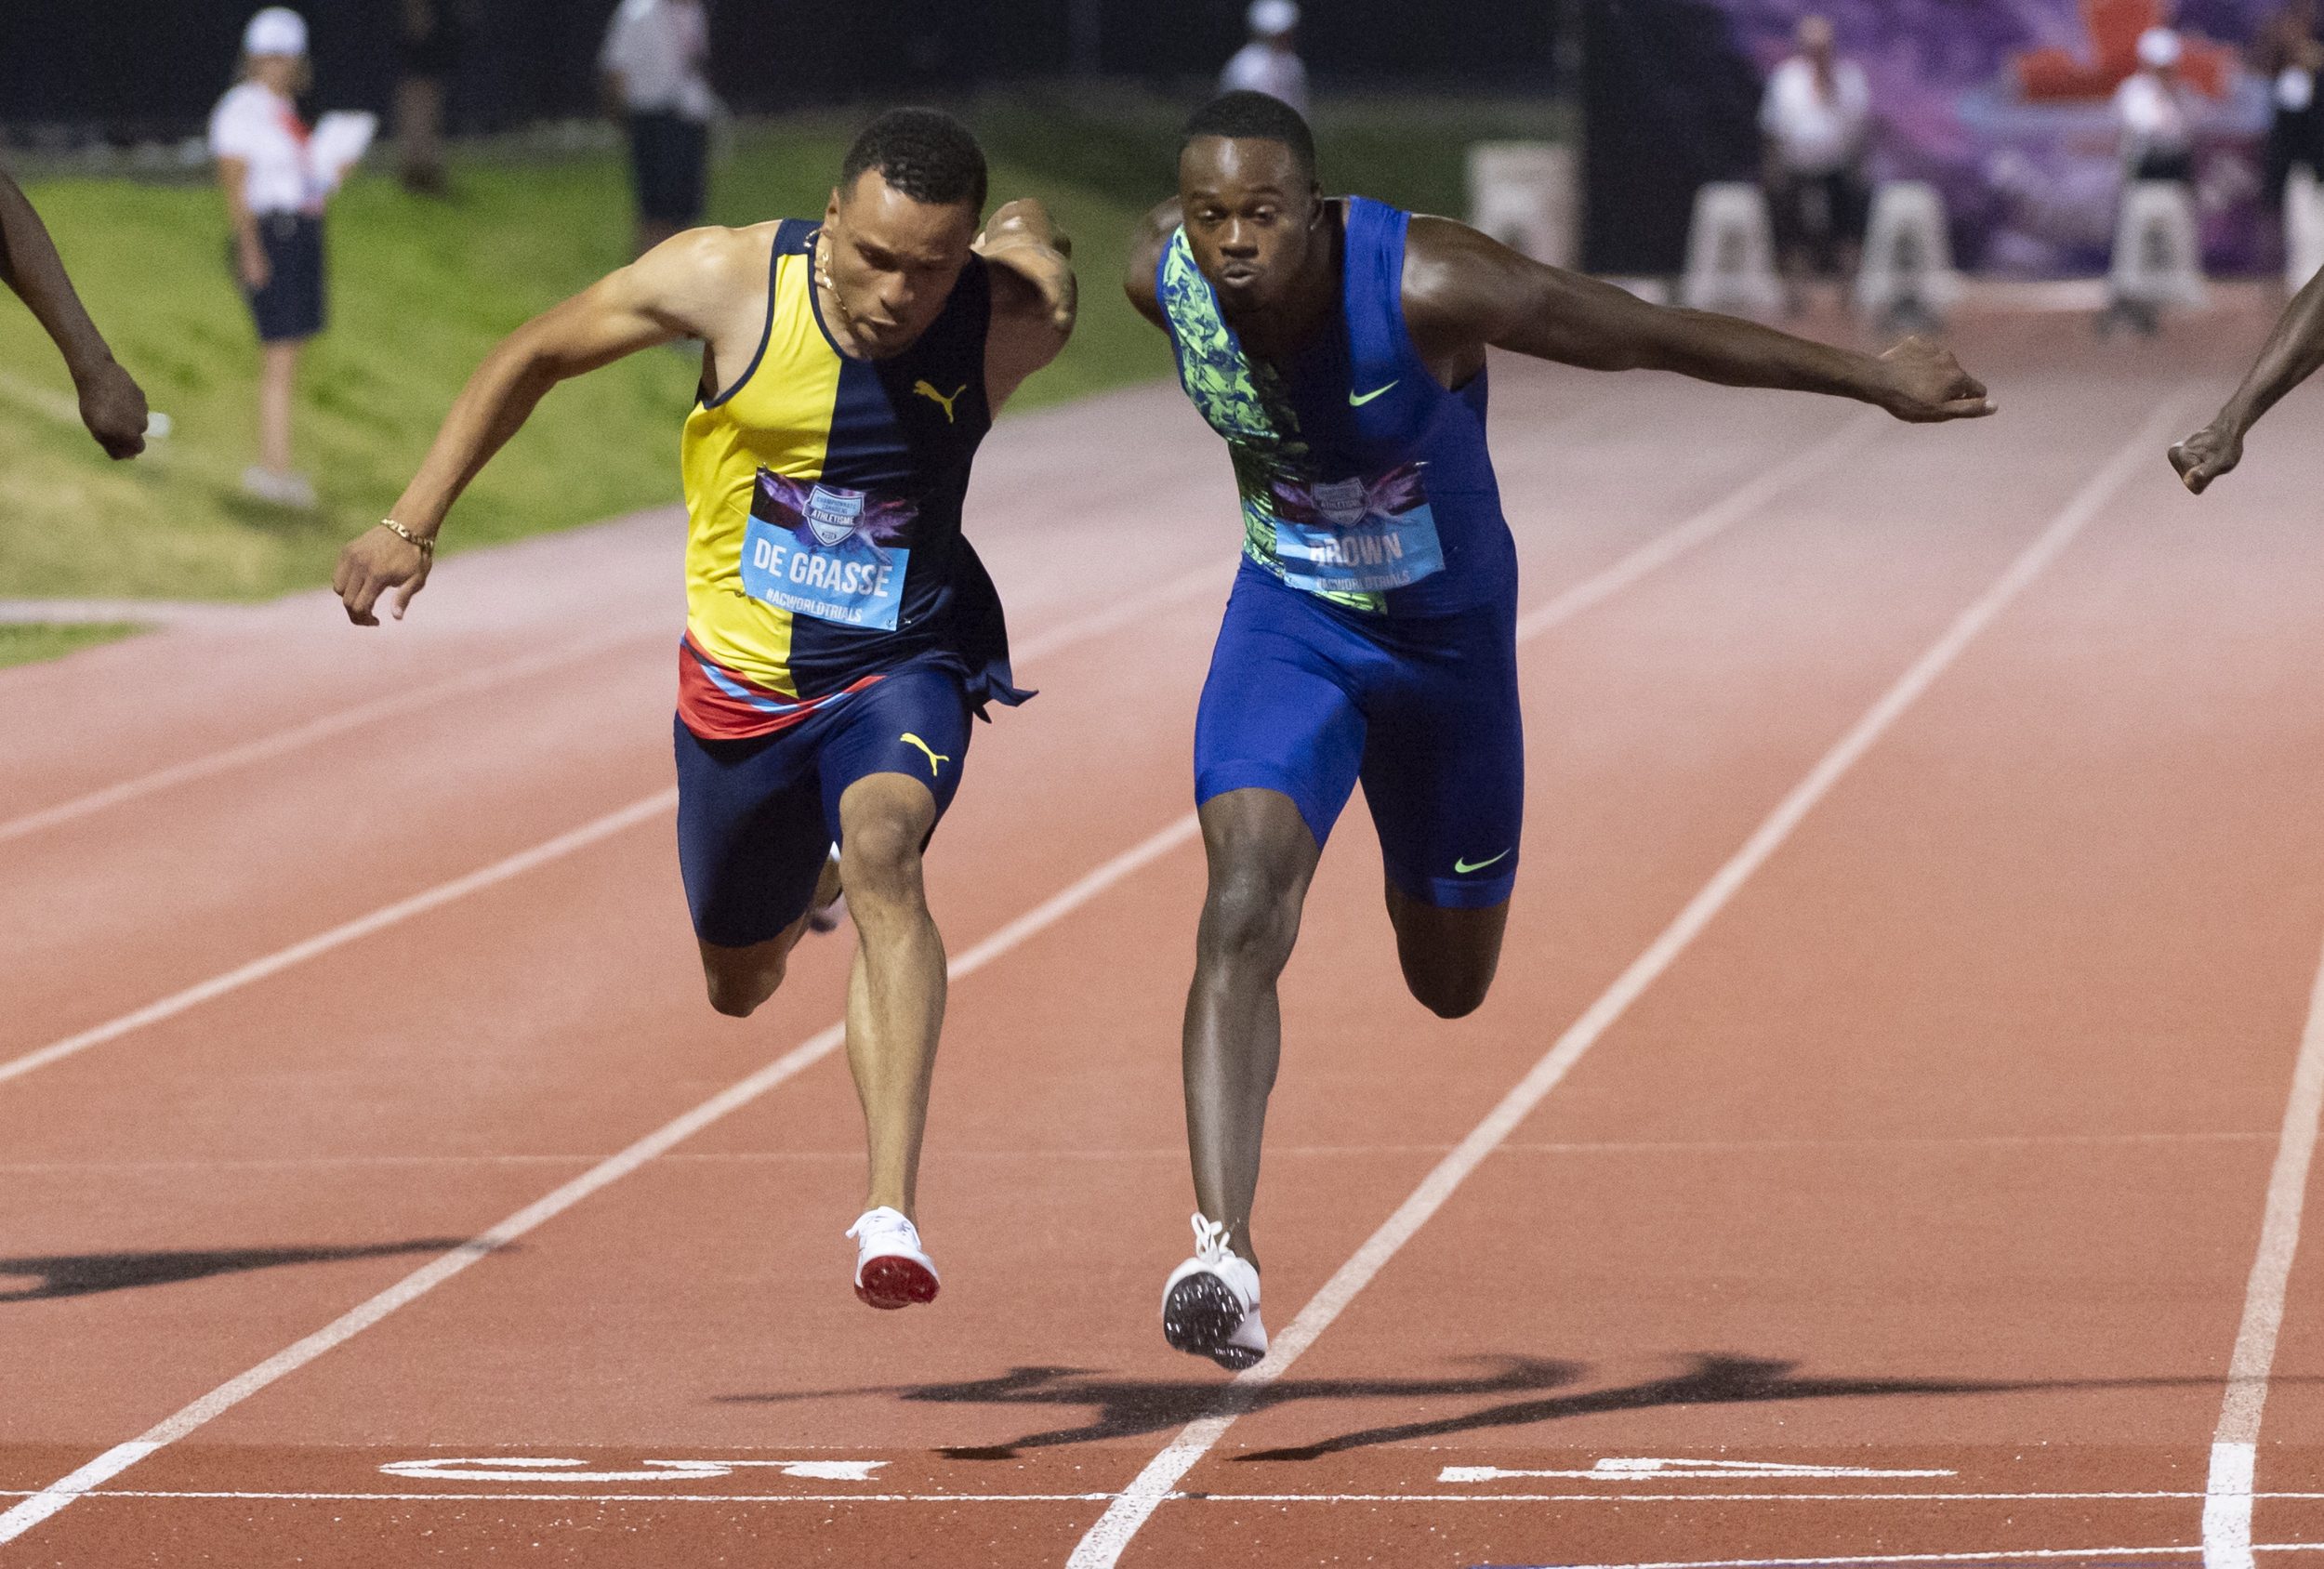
[627,111,708,226]
[1195,559,1524,910]
[675,661,973,947]
[236,212,325,343]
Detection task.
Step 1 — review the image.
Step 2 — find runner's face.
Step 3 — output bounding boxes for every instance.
[821,170,980,358]
[1178,136,1323,324]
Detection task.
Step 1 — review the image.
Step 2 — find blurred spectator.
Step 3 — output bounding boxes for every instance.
[1758,15,1871,310]
[395,0,459,197]
[0,164,147,459]
[601,0,718,257]
[2117,27,2198,184]
[211,7,332,509]
[1220,1,1309,117]
[2257,0,2324,205]
[2101,27,2199,336]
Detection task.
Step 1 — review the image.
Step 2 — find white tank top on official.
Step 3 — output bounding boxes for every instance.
[600,0,719,121]
[208,82,323,217]
[207,82,374,218]
[1759,56,1871,176]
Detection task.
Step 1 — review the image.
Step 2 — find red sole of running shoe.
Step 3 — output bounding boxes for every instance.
[855,1255,939,1310]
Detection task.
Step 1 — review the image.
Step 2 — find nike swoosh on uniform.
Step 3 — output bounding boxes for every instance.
[1454,850,1512,874]
[1348,381,1399,407]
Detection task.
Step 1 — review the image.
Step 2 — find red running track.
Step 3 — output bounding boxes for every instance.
[2,318,2321,1568]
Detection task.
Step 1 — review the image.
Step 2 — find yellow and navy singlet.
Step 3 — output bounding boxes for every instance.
[677,218,1026,740]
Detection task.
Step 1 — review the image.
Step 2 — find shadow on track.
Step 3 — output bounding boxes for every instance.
[0,1239,469,1302]
[721,1352,2279,1461]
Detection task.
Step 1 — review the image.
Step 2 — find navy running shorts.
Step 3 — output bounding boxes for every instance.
[674,663,973,947]
[236,213,325,344]
[1194,558,1524,910]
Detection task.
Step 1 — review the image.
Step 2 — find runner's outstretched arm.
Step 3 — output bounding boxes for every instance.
[2170,265,2324,494]
[0,164,148,458]
[974,196,1077,408]
[1401,216,1995,424]
[334,227,757,625]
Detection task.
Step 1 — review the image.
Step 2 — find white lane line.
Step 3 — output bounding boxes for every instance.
[0,811,1201,1547]
[0,558,1248,1088]
[0,1127,2274,1175]
[1512,406,1885,641]
[2204,922,2324,1569]
[0,550,1226,850]
[0,411,1887,1543]
[1065,398,2197,1569]
[0,791,680,1089]
[1009,564,1225,666]
[8,1489,2317,1508]
[0,622,666,846]
[1480,1549,2324,1569]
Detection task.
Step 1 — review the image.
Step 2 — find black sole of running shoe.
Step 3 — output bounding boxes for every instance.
[1162,1272,1261,1371]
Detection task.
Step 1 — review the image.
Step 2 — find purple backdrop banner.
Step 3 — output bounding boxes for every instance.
[1710,0,2281,273]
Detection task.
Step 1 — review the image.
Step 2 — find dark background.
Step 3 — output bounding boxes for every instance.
[0,1,1761,277]
[0,0,1562,141]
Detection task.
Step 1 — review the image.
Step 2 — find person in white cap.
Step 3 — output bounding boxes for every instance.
[210,7,333,508]
[2103,27,2200,336]
[2118,27,2199,184]
[600,0,720,257]
[1759,13,1872,310]
[1220,0,1309,117]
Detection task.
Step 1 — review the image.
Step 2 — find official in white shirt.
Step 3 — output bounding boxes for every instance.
[1219,0,1309,118]
[211,7,332,509]
[2117,28,2199,184]
[600,0,718,256]
[1759,14,1872,304]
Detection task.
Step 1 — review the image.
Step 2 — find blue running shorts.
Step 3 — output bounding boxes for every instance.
[1194,559,1524,910]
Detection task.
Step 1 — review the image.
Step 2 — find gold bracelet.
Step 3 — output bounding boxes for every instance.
[378,519,435,559]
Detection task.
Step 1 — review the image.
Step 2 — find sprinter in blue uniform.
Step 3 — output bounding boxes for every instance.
[1127,92,1997,1370]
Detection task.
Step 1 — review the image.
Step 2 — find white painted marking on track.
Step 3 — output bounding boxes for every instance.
[3,1485,2320,1508]
[1440,1458,1955,1483]
[0,621,666,846]
[1064,395,2203,1569]
[0,791,680,1088]
[2204,920,2324,1569]
[0,410,1902,1547]
[1477,1548,2324,1569]
[377,1456,888,1483]
[0,809,1200,1546]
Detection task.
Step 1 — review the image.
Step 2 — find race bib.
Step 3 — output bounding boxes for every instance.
[740,473,914,631]
[1269,464,1445,596]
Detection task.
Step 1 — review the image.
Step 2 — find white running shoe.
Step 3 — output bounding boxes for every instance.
[846,1206,939,1310]
[806,846,847,935]
[1160,1213,1267,1371]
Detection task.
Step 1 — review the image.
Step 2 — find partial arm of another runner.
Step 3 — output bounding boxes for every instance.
[1400,217,1995,424]
[2169,266,2324,494]
[1122,198,1182,328]
[334,224,763,626]
[0,164,149,458]
[975,196,1076,409]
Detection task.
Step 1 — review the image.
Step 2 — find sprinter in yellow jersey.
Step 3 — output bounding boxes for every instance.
[332,110,1076,1310]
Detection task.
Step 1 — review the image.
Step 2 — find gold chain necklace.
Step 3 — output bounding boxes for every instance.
[811,230,861,342]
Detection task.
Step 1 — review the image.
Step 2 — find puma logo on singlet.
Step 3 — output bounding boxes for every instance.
[913,380,969,422]
[900,732,951,775]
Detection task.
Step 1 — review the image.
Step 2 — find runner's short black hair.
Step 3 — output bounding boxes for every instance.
[1182,90,1317,182]
[839,107,988,213]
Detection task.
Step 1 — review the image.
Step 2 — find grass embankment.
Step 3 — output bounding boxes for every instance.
[0,96,1559,610]
[0,622,147,668]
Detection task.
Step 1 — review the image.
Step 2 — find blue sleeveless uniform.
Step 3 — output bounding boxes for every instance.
[1157,197,1524,908]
